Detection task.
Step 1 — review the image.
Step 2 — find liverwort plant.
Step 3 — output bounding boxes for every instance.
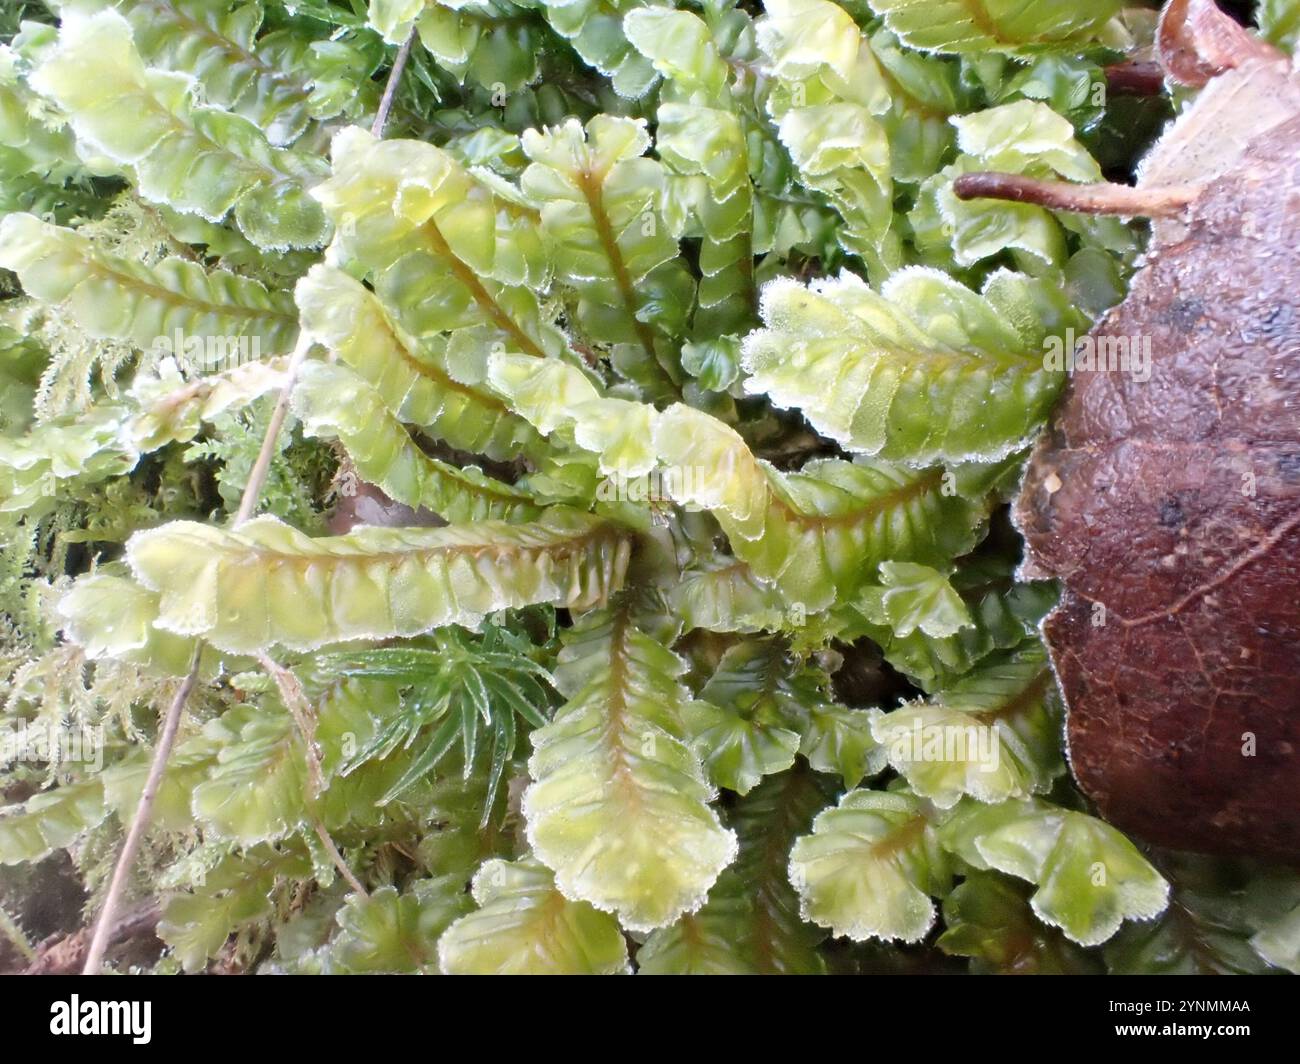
[0,0,1297,976]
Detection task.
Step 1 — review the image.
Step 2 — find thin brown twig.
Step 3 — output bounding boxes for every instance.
[81,644,202,973]
[952,173,1200,218]
[234,334,313,525]
[313,821,368,898]
[371,28,417,139]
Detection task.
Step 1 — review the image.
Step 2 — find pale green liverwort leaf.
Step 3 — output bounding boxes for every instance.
[757,0,899,275]
[860,561,974,639]
[532,0,658,98]
[54,0,371,145]
[32,11,328,248]
[681,699,800,798]
[756,0,866,87]
[520,114,691,388]
[840,569,1059,694]
[189,701,308,845]
[938,871,1100,974]
[58,573,199,675]
[799,702,888,790]
[625,7,755,333]
[911,100,1133,269]
[639,767,833,974]
[326,880,470,973]
[158,846,312,972]
[0,407,137,519]
[670,562,792,635]
[523,604,737,932]
[311,128,563,369]
[0,778,107,865]
[789,789,951,943]
[1102,855,1299,975]
[686,640,867,795]
[437,856,630,974]
[938,798,1169,946]
[871,640,1064,808]
[127,356,290,452]
[486,351,658,477]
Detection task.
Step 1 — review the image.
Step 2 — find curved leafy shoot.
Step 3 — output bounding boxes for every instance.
[0,777,107,865]
[124,509,632,652]
[521,115,690,391]
[0,213,299,354]
[523,603,737,932]
[742,268,1072,466]
[312,127,563,368]
[292,360,544,523]
[295,264,543,464]
[625,7,756,334]
[654,404,988,610]
[54,0,373,145]
[32,11,329,248]
[863,0,1122,54]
